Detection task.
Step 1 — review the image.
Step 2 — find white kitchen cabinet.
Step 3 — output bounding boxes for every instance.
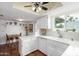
[38,37,47,55]
[39,16,48,28]
[47,39,69,56]
[19,39,31,56]
[38,37,69,56]
[36,16,50,29]
[19,36,69,56]
[19,36,37,56]
[30,38,38,51]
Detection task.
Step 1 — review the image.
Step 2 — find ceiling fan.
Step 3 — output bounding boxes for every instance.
[24,2,49,12]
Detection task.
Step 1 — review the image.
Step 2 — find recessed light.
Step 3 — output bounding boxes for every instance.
[16,19,23,21]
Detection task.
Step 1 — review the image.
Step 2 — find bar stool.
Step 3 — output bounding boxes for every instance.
[10,37,14,42]
[6,34,10,47]
[14,36,19,50]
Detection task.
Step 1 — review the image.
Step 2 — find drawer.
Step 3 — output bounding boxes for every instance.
[47,39,69,49]
[47,46,62,56]
[47,43,66,53]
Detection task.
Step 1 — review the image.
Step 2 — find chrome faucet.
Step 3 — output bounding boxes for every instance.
[56,30,63,38]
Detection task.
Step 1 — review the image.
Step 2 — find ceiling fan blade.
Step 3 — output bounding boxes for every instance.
[41,6,48,10]
[24,5,32,7]
[42,2,48,5]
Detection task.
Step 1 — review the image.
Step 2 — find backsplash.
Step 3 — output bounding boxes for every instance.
[46,29,79,41]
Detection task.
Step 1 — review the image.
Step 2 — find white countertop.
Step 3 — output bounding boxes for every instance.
[37,35,71,44]
[62,45,79,56]
[19,35,35,41]
[36,35,79,47]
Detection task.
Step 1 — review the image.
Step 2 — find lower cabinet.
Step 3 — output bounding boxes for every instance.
[47,46,62,56]
[19,38,38,56]
[30,39,38,52]
[38,37,47,55]
[19,37,69,56]
[38,37,69,56]
[47,39,69,56]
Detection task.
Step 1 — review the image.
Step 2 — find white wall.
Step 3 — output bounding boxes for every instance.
[0,20,6,44]
[6,21,26,36]
[48,2,79,17]
[47,12,79,41]
[45,3,79,41]
[47,29,79,41]
[0,20,35,44]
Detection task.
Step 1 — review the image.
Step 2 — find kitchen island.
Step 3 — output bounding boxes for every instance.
[19,35,38,56]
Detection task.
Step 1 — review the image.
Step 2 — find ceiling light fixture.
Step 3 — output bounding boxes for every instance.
[16,19,23,21]
[38,7,41,11]
[36,9,39,12]
[24,2,48,12]
[32,6,41,12]
[32,6,36,11]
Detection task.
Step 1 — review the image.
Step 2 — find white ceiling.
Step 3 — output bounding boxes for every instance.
[47,2,79,16]
[0,2,63,21]
[0,2,79,21]
[0,2,40,21]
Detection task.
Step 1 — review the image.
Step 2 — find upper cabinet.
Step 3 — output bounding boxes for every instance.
[35,15,53,36]
[37,16,48,29]
[36,15,52,29]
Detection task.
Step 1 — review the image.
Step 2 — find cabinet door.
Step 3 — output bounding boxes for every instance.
[19,37,38,56]
[41,18,48,28]
[47,46,62,56]
[36,16,48,29]
[38,37,47,54]
[30,38,38,52]
[22,40,32,55]
[47,39,69,56]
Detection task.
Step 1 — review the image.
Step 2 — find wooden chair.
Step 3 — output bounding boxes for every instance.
[9,37,14,43]
[6,34,10,46]
[5,34,20,55]
[2,35,11,55]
